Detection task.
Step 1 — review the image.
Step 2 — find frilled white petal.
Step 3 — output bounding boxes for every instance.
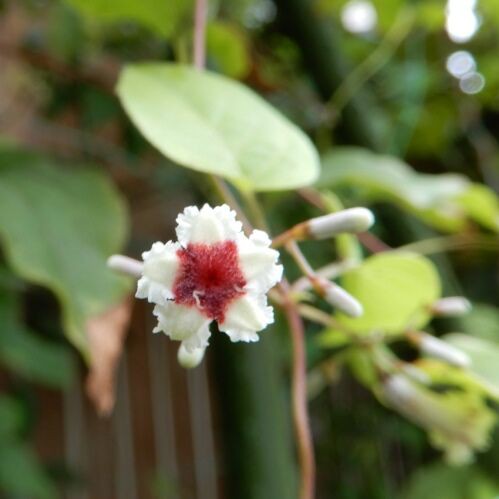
[175,203,243,245]
[153,303,211,352]
[136,241,180,305]
[237,230,283,293]
[219,293,274,343]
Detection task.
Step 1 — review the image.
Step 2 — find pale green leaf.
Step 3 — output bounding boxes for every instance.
[0,147,131,355]
[337,252,441,334]
[460,303,499,342]
[318,147,470,231]
[117,63,320,191]
[444,333,499,399]
[64,0,192,38]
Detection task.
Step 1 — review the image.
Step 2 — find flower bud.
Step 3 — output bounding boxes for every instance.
[430,297,472,317]
[316,278,363,317]
[308,208,375,240]
[408,331,471,368]
[177,344,205,369]
[107,255,143,278]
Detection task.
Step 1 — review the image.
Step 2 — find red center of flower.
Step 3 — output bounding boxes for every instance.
[173,241,246,322]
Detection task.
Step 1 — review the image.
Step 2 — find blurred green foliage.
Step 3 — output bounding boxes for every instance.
[1,0,499,497]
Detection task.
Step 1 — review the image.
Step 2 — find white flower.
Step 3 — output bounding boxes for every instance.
[136,204,283,362]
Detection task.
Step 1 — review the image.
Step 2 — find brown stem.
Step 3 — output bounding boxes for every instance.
[193,0,208,69]
[280,281,316,499]
[357,232,391,253]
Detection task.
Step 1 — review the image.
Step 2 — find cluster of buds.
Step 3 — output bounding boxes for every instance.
[277,207,375,317]
[108,204,375,368]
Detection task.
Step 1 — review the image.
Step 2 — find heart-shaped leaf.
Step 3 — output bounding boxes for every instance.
[117,63,320,191]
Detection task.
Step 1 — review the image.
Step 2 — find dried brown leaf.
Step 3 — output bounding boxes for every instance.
[85,297,133,417]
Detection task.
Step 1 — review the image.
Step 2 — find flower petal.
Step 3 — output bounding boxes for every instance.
[219,293,274,343]
[136,241,180,304]
[238,230,283,292]
[175,204,243,245]
[153,302,211,351]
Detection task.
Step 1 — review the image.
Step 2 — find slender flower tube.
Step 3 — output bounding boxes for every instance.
[272,207,375,247]
[313,277,363,317]
[408,331,471,368]
[430,297,472,317]
[307,207,375,239]
[134,204,283,364]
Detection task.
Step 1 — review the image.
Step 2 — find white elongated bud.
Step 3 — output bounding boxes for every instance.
[418,333,471,368]
[107,255,143,278]
[430,297,472,317]
[308,207,375,239]
[177,344,206,369]
[319,279,363,317]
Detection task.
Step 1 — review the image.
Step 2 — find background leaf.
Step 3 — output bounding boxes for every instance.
[0,290,75,388]
[318,147,473,231]
[63,0,192,38]
[0,443,57,499]
[444,333,499,399]
[0,146,131,355]
[117,63,320,191]
[207,22,251,79]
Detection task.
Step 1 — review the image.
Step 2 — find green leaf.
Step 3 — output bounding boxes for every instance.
[0,396,23,440]
[64,0,192,38]
[0,443,56,499]
[207,22,251,79]
[403,464,499,499]
[0,289,75,388]
[0,146,131,355]
[457,184,499,232]
[459,303,499,342]
[318,147,470,231]
[336,252,441,334]
[444,333,499,399]
[117,63,320,191]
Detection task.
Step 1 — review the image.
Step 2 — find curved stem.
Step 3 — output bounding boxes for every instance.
[280,281,316,499]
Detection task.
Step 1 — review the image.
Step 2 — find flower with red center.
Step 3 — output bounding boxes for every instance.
[136,204,283,363]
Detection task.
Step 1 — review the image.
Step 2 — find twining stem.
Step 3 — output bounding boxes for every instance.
[193,0,208,69]
[280,280,316,499]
